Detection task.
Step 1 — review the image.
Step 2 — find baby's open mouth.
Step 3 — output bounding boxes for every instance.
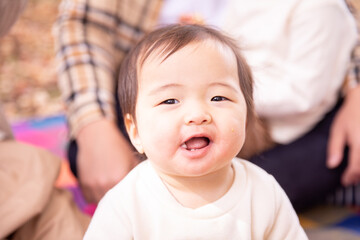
[181,137,210,151]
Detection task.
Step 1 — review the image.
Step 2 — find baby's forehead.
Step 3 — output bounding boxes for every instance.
[139,39,236,69]
[137,39,240,92]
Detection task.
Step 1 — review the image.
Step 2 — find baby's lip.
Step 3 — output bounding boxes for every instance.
[181,134,211,151]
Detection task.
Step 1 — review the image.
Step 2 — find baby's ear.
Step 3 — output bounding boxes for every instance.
[124,114,144,154]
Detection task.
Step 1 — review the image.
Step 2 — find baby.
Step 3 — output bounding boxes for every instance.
[84,24,307,239]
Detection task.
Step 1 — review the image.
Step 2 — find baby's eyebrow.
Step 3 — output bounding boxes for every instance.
[148,83,182,96]
[209,82,241,93]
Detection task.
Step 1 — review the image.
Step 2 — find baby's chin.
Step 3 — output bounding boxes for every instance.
[148,149,235,177]
[174,159,233,178]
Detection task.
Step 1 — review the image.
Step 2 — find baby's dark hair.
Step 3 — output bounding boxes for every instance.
[118,24,255,126]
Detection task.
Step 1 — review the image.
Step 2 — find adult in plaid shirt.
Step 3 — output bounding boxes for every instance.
[54,0,360,210]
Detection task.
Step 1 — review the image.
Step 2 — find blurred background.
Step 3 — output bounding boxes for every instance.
[0,0,63,122]
[1,0,360,238]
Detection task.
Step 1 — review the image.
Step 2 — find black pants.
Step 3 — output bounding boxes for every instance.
[250,99,347,211]
[68,98,347,212]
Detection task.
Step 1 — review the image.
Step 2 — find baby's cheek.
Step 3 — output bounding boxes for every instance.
[227,122,246,149]
[150,122,177,147]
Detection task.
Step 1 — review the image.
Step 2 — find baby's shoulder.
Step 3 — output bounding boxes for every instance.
[232,157,281,193]
[103,161,151,202]
[232,158,291,215]
[233,158,273,179]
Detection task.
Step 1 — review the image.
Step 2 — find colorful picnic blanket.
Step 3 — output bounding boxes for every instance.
[10,114,360,239]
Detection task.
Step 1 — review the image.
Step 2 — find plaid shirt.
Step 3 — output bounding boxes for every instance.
[53,0,162,136]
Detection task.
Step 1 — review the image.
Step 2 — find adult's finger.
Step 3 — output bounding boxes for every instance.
[327,118,346,168]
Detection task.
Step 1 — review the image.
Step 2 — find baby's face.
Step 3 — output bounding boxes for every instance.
[126,41,247,178]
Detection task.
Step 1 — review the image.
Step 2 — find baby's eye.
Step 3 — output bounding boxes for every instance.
[211,96,229,102]
[160,99,179,105]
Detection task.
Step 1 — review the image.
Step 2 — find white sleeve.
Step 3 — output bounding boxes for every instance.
[266,177,308,240]
[83,193,132,240]
[254,1,357,118]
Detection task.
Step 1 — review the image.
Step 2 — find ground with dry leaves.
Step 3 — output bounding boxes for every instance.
[0,0,63,122]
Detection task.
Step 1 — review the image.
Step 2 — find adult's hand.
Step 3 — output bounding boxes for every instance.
[77,119,139,203]
[327,85,360,186]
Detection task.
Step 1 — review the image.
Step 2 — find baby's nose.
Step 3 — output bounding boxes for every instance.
[184,108,212,125]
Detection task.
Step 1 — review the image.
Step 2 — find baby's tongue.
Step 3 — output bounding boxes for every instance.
[185,137,208,150]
